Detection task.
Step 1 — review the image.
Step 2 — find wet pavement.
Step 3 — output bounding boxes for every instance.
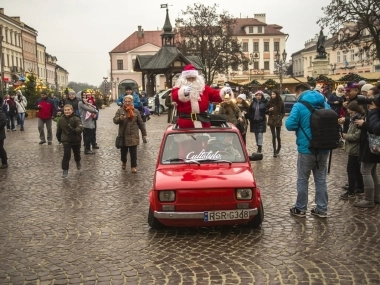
[0,103,379,285]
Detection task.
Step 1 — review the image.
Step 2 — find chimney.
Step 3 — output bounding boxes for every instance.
[254,13,266,23]
[0,8,4,14]
[137,26,144,38]
[11,16,21,22]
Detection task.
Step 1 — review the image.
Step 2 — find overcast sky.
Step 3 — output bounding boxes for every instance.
[2,0,332,86]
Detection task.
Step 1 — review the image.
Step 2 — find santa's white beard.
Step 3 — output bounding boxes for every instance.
[176,75,206,114]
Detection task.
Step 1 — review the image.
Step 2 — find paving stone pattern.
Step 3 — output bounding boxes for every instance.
[0,104,379,285]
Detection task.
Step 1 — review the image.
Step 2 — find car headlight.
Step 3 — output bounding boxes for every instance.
[159,191,176,202]
[236,188,252,200]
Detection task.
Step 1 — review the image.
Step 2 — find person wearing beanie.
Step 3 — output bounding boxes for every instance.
[248,90,268,153]
[0,96,8,169]
[236,94,250,144]
[358,80,366,87]
[327,85,345,116]
[339,101,364,199]
[267,90,285,157]
[361,84,374,96]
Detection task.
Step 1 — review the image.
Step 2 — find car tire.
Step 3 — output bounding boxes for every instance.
[247,200,264,228]
[148,207,164,229]
[159,105,165,114]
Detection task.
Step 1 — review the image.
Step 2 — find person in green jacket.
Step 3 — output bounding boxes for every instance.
[56,104,84,178]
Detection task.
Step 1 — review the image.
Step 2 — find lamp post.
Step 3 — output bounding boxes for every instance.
[103,77,109,96]
[249,53,259,82]
[275,49,287,94]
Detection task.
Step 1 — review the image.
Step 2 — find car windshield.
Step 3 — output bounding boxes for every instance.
[161,132,246,163]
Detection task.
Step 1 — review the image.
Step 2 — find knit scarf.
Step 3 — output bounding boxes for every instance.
[124,105,134,120]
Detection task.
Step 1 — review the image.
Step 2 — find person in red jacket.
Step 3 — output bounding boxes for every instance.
[171,64,232,128]
[35,90,55,145]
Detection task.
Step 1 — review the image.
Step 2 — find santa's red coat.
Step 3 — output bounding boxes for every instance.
[172,85,223,128]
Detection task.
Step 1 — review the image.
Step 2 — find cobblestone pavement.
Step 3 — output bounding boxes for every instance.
[0,104,379,285]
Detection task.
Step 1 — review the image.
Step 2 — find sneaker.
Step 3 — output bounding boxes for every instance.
[290,207,306,218]
[11,129,16,131]
[0,164,8,169]
[339,191,355,200]
[7,129,10,132]
[84,150,95,155]
[353,199,375,208]
[20,127,24,131]
[122,163,126,170]
[92,145,99,149]
[310,207,327,218]
[131,167,137,173]
[39,141,46,145]
[143,138,147,143]
[62,170,68,178]
[355,189,364,195]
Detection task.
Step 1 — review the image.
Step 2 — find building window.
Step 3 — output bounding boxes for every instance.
[242,42,248,52]
[343,54,347,63]
[274,42,279,51]
[350,49,355,61]
[253,62,259,70]
[264,42,269,52]
[337,51,340,63]
[258,26,263,33]
[309,56,312,67]
[117,60,123,70]
[253,42,259,52]
[249,26,253,33]
[264,61,269,70]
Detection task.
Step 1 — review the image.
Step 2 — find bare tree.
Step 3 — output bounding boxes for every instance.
[318,0,380,60]
[175,3,248,84]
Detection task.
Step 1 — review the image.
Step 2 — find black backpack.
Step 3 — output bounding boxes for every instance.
[299,101,340,166]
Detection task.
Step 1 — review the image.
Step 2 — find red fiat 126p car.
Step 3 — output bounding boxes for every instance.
[148,118,264,229]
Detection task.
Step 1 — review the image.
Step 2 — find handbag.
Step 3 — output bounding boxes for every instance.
[115,113,128,149]
[368,133,380,155]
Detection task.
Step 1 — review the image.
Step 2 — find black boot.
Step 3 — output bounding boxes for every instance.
[257,146,262,153]
[76,161,81,170]
[276,144,281,155]
[272,139,276,157]
[62,170,68,178]
[85,149,95,155]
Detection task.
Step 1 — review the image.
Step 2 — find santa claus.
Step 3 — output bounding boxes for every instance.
[172,64,232,128]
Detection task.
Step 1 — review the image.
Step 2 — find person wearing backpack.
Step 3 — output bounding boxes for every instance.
[285,83,336,218]
[56,104,84,178]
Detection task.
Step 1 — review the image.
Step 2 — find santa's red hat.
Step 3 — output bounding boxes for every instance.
[182,64,199,78]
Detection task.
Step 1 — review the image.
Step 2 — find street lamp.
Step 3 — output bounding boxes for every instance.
[0,32,4,96]
[275,49,288,94]
[103,77,109,96]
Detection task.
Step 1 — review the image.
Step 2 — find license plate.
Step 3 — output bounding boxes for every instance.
[204,210,250,222]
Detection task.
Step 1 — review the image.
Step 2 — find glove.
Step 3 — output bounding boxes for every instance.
[222,87,232,94]
[183,86,192,96]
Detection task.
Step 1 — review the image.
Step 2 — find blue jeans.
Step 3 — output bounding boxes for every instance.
[18,112,25,128]
[295,153,329,213]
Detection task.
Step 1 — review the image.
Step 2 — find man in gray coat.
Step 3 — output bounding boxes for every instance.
[78,91,98,154]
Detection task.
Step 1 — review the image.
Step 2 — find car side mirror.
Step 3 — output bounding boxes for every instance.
[249,153,263,161]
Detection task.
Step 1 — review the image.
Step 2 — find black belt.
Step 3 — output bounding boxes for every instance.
[178,112,210,122]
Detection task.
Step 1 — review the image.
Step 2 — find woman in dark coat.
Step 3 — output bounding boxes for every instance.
[327,85,345,116]
[248,91,268,153]
[56,104,84,178]
[266,90,285,157]
[0,97,8,168]
[355,87,380,207]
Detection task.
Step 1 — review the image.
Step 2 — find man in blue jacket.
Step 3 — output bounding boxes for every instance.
[117,85,141,110]
[285,83,330,218]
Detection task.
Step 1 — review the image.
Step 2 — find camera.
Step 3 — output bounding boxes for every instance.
[356,94,380,106]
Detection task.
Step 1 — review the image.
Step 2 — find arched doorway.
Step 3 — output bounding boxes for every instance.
[118,79,138,97]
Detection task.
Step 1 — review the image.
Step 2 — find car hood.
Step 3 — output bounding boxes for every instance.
[154,165,256,190]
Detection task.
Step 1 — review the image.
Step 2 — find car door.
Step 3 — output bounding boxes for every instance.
[283,95,297,113]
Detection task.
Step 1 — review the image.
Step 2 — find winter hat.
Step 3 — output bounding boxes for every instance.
[254,90,264,96]
[361,84,374,93]
[345,82,360,91]
[358,80,366,86]
[125,95,134,101]
[314,84,323,92]
[181,64,198,78]
[237,93,246,101]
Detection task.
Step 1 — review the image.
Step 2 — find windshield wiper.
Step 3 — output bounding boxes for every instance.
[163,158,200,165]
[197,159,232,165]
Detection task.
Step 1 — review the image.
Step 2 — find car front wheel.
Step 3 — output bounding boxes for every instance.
[247,200,264,228]
[148,207,164,229]
[159,105,165,114]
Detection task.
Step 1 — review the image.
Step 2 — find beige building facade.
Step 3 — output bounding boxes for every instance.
[36,42,46,82]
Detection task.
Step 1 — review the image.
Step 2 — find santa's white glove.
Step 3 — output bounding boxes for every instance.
[183,85,192,96]
[222,87,232,94]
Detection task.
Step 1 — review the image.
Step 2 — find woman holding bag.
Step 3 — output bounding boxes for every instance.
[113,95,147,173]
